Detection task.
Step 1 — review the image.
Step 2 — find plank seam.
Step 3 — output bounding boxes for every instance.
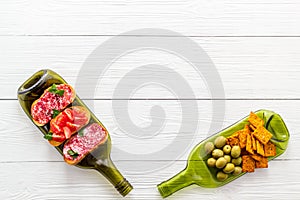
[1,35,300,38]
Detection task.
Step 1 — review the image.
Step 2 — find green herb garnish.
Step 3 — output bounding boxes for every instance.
[67,149,79,159]
[55,90,65,96]
[48,84,57,93]
[78,131,84,137]
[52,109,61,118]
[49,84,65,97]
[44,132,53,140]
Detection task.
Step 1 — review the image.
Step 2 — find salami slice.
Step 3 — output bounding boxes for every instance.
[31,84,75,126]
[63,123,108,165]
[46,106,91,146]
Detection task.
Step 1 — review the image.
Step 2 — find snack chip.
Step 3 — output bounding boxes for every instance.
[248,112,264,128]
[226,112,276,174]
[249,125,256,132]
[241,148,249,156]
[229,131,240,139]
[227,135,239,147]
[255,157,268,168]
[253,125,273,145]
[246,134,254,154]
[251,154,264,161]
[242,155,255,172]
[239,125,249,149]
[251,134,257,151]
[256,140,265,156]
[264,141,276,157]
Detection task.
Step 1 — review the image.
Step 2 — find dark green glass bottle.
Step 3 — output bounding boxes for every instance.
[157,110,290,198]
[17,69,133,197]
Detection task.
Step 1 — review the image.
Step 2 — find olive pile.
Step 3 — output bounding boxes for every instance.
[205,136,242,181]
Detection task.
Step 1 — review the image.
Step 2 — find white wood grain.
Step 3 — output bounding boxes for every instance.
[0,0,300,36]
[0,160,299,200]
[1,99,296,163]
[1,0,299,199]
[2,36,300,99]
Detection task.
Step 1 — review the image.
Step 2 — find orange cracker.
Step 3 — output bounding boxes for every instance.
[251,154,264,161]
[241,148,250,156]
[252,125,273,145]
[249,125,256,132]
[227,131,240,147]
[239,125,250,148]
[256,140,265,156]
[264,141,276,157]
[227,137,239,147]
[255,157,268,168]
[251,133,257,151]
[242,155,255,172]
[244,124,251,134]
[246,134,254,154]
[228,131,240,139]
[248,112,264,128]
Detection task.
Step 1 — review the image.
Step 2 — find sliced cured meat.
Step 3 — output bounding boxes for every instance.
[46,106,90,146]
[63,123,108,165]
[31,84,76,126]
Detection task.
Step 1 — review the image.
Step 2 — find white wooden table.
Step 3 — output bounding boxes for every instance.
[1,1,300,199]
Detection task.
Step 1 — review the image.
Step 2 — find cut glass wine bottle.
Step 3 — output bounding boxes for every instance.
[17,69,133,197]
[157,110,289,198]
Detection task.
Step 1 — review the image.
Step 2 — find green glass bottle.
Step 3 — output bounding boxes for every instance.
[157,110,290,198]
[17,69,133,197]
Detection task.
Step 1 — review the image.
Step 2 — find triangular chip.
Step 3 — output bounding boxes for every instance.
[246,134,254,154]
[251,154,264,161]
[248,112,264,128]
[227,137,239,147]
[264,141,276,157]
[255,157,268,168]
[256,140,264,156]
[252,125,273,145]
[227,131,240,147]
[242,155,255,172]
[244,124,251,134]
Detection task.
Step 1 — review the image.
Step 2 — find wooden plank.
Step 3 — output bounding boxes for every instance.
[0,0,300,36]
[0,160,299,199]
[2,36,300,99]
[2,99,297,162]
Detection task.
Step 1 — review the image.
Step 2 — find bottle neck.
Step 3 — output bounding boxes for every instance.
[157,169,194,198]
[94,158,133,197]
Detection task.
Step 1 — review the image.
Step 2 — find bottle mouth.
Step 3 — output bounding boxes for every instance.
[115,178,133,197]
[18,69,48,95]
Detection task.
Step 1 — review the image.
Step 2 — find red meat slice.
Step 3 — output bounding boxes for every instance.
[48,106,90,146]
[63,123,108,165]
[31,84,75,126]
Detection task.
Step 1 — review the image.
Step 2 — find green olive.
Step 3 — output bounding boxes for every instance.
[224,155,231,163]
[232,157,242,166]
[207,158,216,167]
[212,149,224,159]
[204,142,215,155]
[231,145,241,158]
[217,171,228,181]
[223,163,235,174]
[214,136,227,148]
[216,157,227,169]
[223,145,231,154]
[232,166,242,176]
